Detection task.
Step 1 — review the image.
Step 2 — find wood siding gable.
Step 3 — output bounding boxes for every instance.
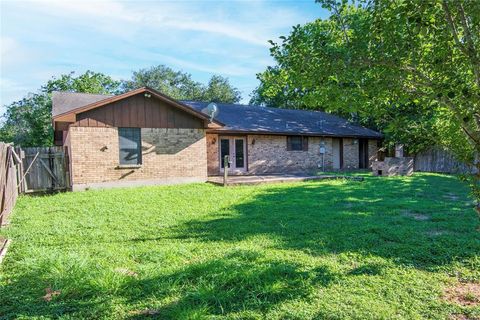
[72,93,204,129]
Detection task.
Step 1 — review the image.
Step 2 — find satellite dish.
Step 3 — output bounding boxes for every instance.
[202,102,219,123]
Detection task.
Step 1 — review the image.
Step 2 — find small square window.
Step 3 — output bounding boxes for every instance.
[287,136,308,151]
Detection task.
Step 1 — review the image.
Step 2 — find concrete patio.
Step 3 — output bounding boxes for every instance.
[207,174,364,186]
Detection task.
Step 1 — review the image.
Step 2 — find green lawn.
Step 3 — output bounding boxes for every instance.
[1,174,479,319]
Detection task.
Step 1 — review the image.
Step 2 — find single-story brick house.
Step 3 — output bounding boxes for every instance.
[52,87,382,190]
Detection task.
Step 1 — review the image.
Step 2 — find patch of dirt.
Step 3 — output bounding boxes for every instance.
[444,282,480,307]
[449,315,479,320]
[129,309,160,316]
[114,268,138,277]
[42,287,61,302]
[343,202,355,208]
[401,210,430,221]
[426,229,450,236]
[444,193,460,201]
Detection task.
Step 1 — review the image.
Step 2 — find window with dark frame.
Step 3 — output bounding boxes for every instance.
[287,136,308,151]
[118,128,142,165]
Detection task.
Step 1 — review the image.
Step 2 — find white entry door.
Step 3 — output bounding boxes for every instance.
[219,136,247,173]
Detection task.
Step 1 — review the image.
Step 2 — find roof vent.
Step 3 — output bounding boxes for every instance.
[286,121,296,129]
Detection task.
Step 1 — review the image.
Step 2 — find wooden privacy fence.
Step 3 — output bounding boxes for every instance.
[414,147,475,174]
[22,147,69,192]
[0,143,69,228]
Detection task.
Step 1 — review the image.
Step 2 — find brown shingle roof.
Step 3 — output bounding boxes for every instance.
[52,91,113,117]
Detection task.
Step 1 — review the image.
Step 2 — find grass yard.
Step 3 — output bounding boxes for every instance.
[1,173,480,319]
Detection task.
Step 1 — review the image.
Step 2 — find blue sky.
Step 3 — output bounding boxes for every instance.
[0,0,329,112]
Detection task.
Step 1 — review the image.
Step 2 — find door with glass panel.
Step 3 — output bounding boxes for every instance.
[219,136,246,173]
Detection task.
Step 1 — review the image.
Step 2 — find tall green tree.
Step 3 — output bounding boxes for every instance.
[122,65,204,100]
[253,0,480,202]
[123,65,241,103]
[250,4,439,152]
[0,71,121,146]
[202,75,242,103]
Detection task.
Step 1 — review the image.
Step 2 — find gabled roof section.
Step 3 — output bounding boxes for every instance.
[52,87,223,126]
[51,87,382,138]
[182,101,383,139]
[52,92,114,117]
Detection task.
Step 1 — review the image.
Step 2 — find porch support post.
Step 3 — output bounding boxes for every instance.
[223,155,229,187]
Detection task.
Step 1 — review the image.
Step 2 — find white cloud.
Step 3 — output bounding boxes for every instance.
[11,0,304,47]
[0,37,33,71]
[0,0,324,107]
[32,0,142,22]
[162,55,256,76]
[161,20,269,47]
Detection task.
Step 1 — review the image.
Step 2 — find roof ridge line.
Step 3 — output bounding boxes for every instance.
[181,100,339,116]
[52,91,115,96]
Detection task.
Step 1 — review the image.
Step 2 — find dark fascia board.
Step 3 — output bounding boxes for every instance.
[207,129,383,139]
[52,87,225,127]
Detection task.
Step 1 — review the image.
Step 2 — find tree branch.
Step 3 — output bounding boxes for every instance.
[442,1,468,56]
[439,97,480,147]
[401,81,480,146]
[331,3,350,46]
[443,1,480,89]
[457,2,480,88]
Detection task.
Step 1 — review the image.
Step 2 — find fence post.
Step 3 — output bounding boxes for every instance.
[64,146,70,190]
[48,147,54,190]
[0,147,12,226]
[223,155,229,187]
[13,147,24,193]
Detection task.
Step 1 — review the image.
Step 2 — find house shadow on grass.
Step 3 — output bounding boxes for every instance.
[124,249,333,319]
[0,249,339,319]
[170,174,480,271]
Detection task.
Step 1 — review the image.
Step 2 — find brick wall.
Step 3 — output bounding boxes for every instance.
[63,128,73,186]
[206,134,219,175]
[247,135,333,173]
[343,138,359,169]
[368,139,379,165]
[205,134,380,174]
[69,127,207,188]
[343,138,380,169]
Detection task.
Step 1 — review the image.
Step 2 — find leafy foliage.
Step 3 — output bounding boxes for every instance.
[252,0,480,199]
[0,71,121,146]
[202,75,242,104]
[251,4,439,152]
[43,71,122,95]
[0,94,53,147]
[123,65,241,103]
[122,65,205,100]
